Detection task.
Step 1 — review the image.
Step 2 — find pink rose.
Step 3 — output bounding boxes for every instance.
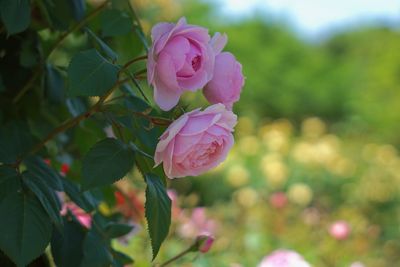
[329,220,351,240]
[147,17,227,111]
[203,52,244,109]
[258,250,311,267]
[155,103,237,178]
[177,207,217,238]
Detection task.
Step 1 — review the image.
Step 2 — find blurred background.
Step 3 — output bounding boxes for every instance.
[112,0,400,266]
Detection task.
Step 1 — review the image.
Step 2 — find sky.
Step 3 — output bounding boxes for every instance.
[215,0,400,37]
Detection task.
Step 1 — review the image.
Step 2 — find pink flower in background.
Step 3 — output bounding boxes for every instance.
[269,192,288,209]
[148,17,224,111]
[329,220,351,240]
[167,190,182,219]
[204,52,244,109]
[258,250,311,267]
[61,202,92,229]
[155,104,237,178]
[178,207,217,238]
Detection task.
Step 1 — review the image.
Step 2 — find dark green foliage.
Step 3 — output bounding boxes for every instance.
[62,178,97,212]
[81,230,113,267]
[145,173,171,259]
[51,218,86,267]
[0,1,171,265]
[68,49,119,97]
[0,122,35,164]
[81,138,135,190]
[22,172,63,230]
[0,191,52,267]
[101,9,132,37]
[45,64,65,104]
[0,0,31,34]
[0,166,21,202]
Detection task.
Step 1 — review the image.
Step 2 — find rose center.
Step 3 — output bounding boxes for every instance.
[191,55,201,72]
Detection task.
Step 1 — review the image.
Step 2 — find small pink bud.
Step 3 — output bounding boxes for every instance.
[196,235,214,253]
[329,220,350,240]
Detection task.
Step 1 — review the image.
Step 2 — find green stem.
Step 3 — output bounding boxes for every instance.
[121,55,147,70]
[158,246,195,267]
[19,78,127,161]
[13,0,111,104]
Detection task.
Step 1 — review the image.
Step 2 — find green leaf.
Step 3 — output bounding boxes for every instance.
[0,121,35,164]
[82,138,135,190]
[81,230,113,267]
[19,39,39,68]
[67,49,119,97]
[24,156,63,191]
[51,218,86,267]
[70,0,86,21]
[62,178,97,212]
[86,28,118,62]
[124,95,150,113]
[112,250,134,267]
[0,191,52,267]
[101,9,132,37]
[104,222,133,239]
[22,172,63,231]
[145,173,171,260]
[41,0,75,30]
[0,0,31,34]
[45,64,65,103]
[0,165,21,202]
[66,97,88,117]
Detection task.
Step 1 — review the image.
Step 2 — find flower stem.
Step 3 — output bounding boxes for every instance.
[121,55,148,70]
[13,0,111,104]
[19,77,128,161]
[158,246,195,267]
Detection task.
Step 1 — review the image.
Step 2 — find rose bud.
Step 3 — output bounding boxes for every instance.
[204,52,244,109]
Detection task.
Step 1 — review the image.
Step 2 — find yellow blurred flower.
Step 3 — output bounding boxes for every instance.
[288,183,313,206]
[238,135,260,156]
[235,187,258,208]
[260,154,288,188]
[226,165,250,187]
[301,117,326,139]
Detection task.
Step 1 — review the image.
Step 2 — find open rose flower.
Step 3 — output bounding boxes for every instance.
[204,52,244,109]
[147,17,227,111]
[155,103,237,178]
[258,250,311,267]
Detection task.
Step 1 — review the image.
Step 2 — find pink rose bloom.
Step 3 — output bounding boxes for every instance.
[178,207,217,238]
[203,52,244,109]
[147,17,227,111]
[329,220,351,240]
[269,192,288,209]
[155,103,237,178]
[258,250,311,267]
[61,202,92,229]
